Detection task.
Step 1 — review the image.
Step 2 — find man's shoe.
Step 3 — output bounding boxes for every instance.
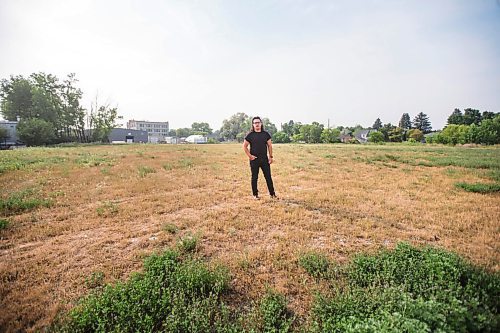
[253,195,260,200]
[270,194,278,199]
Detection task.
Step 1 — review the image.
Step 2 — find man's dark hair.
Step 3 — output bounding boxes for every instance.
[251,116,265,132]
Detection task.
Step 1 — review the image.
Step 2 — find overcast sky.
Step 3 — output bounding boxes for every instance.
[1,0,499,130]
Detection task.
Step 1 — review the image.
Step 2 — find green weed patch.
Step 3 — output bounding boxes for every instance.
[310,243,500,332]
[455,182,500,194]
[0,218,9,230]
[56,243,499,332]
[0,188,52,215]
[138,165,156,178]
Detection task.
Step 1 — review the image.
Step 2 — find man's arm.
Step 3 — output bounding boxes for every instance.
[267,139,273,164]
[243,140,257,160]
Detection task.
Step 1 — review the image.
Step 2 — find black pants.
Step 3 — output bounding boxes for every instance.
[250,156,275,196]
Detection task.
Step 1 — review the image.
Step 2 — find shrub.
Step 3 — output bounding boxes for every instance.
[368,131,385,143]
[0,218,9,230]
[163,222,179,234]
[85,271,105,289]
[162,163,174,171]
[17,118,56,146]
[436,124,470,145]
[56,249,232,332]
[299,252,333,279]
[138,166,156,177]
[258,291,294,333]
[177,233,199,253]
[311,243,500,332]
[407,129,424,142]
[179,158,194,168]
[96,201,119,217]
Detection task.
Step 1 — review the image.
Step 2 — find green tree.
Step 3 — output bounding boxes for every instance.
[300,122,324,143]
[262,118,277,136]
[175,128,192,137]
[412,112,432,133]
[220,112,250,141]
[468,115,500,145]
[191,122,212,135]
[347,124,364,133]
[389,127,404,142]
[368,131,384,143]
[30,73,62,127]
[17,118,55,146]
[481,111,497,120]
[281,120,300,137]
[379,123,396,142]
[437,124,470,145]
[463,108,482,126]
[0,76,34,120]
[408,128,424,141]
[85,95,120,142]
[372,118,382,130]
[398,113,411,130]
[321,128,341,143]
[447,108,463,125]
[273,131,291,143]
[60,73,86,141]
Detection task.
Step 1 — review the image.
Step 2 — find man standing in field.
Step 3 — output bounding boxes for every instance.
[243,116,276,200]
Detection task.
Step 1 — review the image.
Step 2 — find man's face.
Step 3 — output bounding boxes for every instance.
[253,119,262,131]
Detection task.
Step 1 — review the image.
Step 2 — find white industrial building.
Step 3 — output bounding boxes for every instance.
[127,120,169,143]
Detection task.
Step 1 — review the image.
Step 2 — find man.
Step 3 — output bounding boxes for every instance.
[243,116,276,199]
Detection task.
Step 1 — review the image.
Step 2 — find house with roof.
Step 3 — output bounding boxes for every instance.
[354,129,377,143]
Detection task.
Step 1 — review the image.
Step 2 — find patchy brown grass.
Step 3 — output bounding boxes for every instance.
[0,143,499,332]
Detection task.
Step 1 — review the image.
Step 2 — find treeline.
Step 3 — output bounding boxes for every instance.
[218,110,499,145]
[0,73,120,146]
[218,112,434,144]
[367,112,432,143]
[429,108,500,145]
[2,71,498,146]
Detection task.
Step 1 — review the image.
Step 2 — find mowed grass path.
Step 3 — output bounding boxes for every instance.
[0,143,499,331]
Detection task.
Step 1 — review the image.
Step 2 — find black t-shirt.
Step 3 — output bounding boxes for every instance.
[244,131,271,157]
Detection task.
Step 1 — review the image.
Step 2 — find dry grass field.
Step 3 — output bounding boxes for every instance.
[0,143,499,332]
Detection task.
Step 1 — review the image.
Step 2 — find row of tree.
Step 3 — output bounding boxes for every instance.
[447,108,497,126]
[429,109,500,145]
[1,72,497,146]
[0,73,120,145]
[216,109,498,146]
[373,112,432,133]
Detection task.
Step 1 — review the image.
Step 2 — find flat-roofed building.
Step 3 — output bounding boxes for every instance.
[108,128,148,143]
[127,120,169,141]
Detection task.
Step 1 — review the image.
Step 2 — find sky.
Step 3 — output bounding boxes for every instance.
[1,0,499,131]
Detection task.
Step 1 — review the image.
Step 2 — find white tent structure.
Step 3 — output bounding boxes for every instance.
[185,135,207,144]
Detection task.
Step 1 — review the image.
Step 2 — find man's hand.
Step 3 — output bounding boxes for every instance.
[249,155,257,161]
[268,157,273,164]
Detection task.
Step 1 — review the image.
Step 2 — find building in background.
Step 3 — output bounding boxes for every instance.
[108,128,148,143]
[127,120,169,143]
[0,120,24,148]
[185,134,207,144]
